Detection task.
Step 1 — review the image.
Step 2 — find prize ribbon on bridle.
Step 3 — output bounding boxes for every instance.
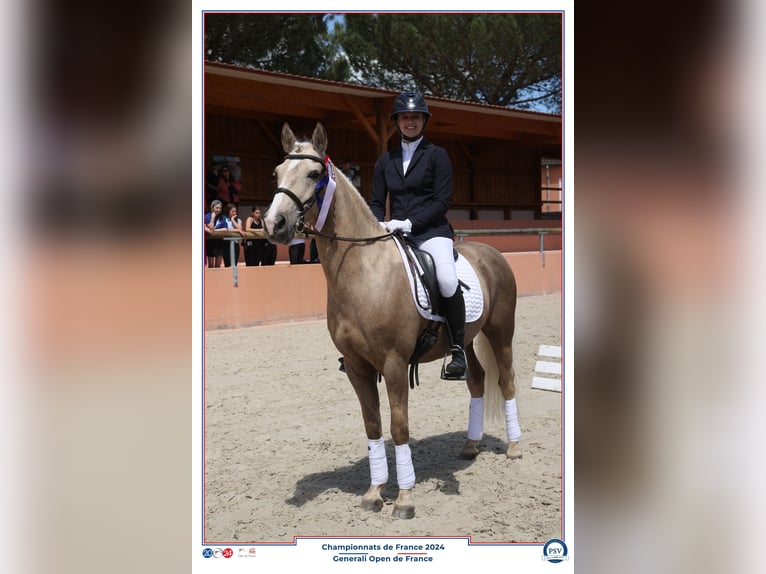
[314,156,336,232]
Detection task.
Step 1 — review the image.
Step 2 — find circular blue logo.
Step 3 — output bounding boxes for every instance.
[202,548,213,558]
[542,538,569,563]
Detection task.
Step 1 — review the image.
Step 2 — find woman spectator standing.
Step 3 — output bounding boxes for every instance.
[205,161,220,208]
[204,199,226,268]
[288,237,306,265]
[216,165,241,208]
[244,206,270,266]
[222,203,243,267]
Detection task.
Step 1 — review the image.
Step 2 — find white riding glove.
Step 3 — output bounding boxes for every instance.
[384,219,412,234]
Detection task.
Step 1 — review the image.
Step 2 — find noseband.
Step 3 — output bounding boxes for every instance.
[273,153,327,233]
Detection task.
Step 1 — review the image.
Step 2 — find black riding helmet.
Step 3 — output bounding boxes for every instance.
[390,91,431,121]
[391,91,430,142]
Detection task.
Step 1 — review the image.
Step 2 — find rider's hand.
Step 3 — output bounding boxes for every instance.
[384,219,412,234]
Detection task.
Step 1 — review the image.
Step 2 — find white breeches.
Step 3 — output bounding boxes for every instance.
[413,236,458,297]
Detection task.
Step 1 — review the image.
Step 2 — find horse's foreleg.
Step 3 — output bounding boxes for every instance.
[391,445,415,519]
[360,437,387,512]
[385,370,415,519]
[345,359,388,512]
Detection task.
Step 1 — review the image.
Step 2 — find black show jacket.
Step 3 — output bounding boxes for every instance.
[370,138,453,242]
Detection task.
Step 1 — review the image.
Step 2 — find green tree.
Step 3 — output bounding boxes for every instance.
[205,13,349,81]
[336,14,561,112]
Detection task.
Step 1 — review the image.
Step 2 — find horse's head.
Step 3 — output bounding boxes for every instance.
[263,122,327,244]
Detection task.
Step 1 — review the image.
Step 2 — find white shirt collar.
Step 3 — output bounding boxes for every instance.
[401,137,423,154]
[401,137,423,175]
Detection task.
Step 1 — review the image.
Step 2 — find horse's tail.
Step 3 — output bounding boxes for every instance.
[473,331,507,426]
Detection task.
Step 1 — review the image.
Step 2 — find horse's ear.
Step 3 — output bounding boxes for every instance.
[312,123,327,156]
[281,123,296,154]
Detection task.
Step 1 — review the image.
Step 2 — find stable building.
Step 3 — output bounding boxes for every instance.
[204,62,562,222]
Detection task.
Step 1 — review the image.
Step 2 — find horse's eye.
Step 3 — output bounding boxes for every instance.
[308,171,321,181]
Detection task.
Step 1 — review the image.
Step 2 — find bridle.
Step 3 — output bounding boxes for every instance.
[272,153,394,243]
[272,153,326,233]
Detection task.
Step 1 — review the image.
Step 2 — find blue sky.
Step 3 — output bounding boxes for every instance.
[325,13,345,29]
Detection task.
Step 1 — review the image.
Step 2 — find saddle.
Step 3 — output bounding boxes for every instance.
[397,236,466,389]
[399,235,446,316]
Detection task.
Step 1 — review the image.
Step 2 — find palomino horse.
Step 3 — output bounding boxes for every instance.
[264,123,521,519]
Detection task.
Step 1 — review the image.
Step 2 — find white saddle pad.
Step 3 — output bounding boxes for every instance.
[393,239,484,323]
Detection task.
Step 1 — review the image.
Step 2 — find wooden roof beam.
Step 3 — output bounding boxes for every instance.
[342,94,379,146]
[458,141,473,164]
[256,119,282,154]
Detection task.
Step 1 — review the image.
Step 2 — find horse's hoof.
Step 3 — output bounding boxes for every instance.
[392,504,415,519]
[392,489,414,519]
[506,441,522,459]
[361,498,384,512]
[360,484,385,512]
[460,439,481,460]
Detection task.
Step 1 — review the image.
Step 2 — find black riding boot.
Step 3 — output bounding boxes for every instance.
[442,287,468,380]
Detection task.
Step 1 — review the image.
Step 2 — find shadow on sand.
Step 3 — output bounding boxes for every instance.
[285,431,508,507]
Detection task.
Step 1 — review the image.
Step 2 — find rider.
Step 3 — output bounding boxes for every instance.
[370,91,467,380]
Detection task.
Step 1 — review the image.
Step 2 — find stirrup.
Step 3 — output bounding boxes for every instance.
[441,345,468,381]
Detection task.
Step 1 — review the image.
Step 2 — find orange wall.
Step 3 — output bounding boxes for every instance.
[204,251,561,330]
[224,221,561,264]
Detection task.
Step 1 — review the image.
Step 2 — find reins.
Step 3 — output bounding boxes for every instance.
[274,152,396,244]
[302,226,395,244]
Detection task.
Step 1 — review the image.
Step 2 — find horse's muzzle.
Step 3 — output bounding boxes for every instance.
[263,212,294,244]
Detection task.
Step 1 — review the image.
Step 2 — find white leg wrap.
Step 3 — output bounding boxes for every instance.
[505,398,522,442]
[394,443,416,490]
[467,397,484,440]
[368,437,388,486]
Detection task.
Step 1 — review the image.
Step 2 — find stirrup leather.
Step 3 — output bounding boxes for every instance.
[441,345,468,381]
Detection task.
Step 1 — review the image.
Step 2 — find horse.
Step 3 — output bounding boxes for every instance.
[263,122,521,519]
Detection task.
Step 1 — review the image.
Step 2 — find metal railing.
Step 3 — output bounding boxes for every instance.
[453,228,561,268]
[206,227,561,286]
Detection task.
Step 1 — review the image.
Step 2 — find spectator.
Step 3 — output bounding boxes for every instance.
[263,240,277,266]
[309,238,320,264]
[244,206,269,266]
[204,199,226,268]
[340,161,361,189]
[205,161,220,208]
[216,165,241,208]
[288,237,305,265]
[222,203,243,267]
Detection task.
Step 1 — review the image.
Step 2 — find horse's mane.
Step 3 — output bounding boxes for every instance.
[293,140,379,224]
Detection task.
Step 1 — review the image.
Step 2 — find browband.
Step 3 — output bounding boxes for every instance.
[284,153,325,166]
